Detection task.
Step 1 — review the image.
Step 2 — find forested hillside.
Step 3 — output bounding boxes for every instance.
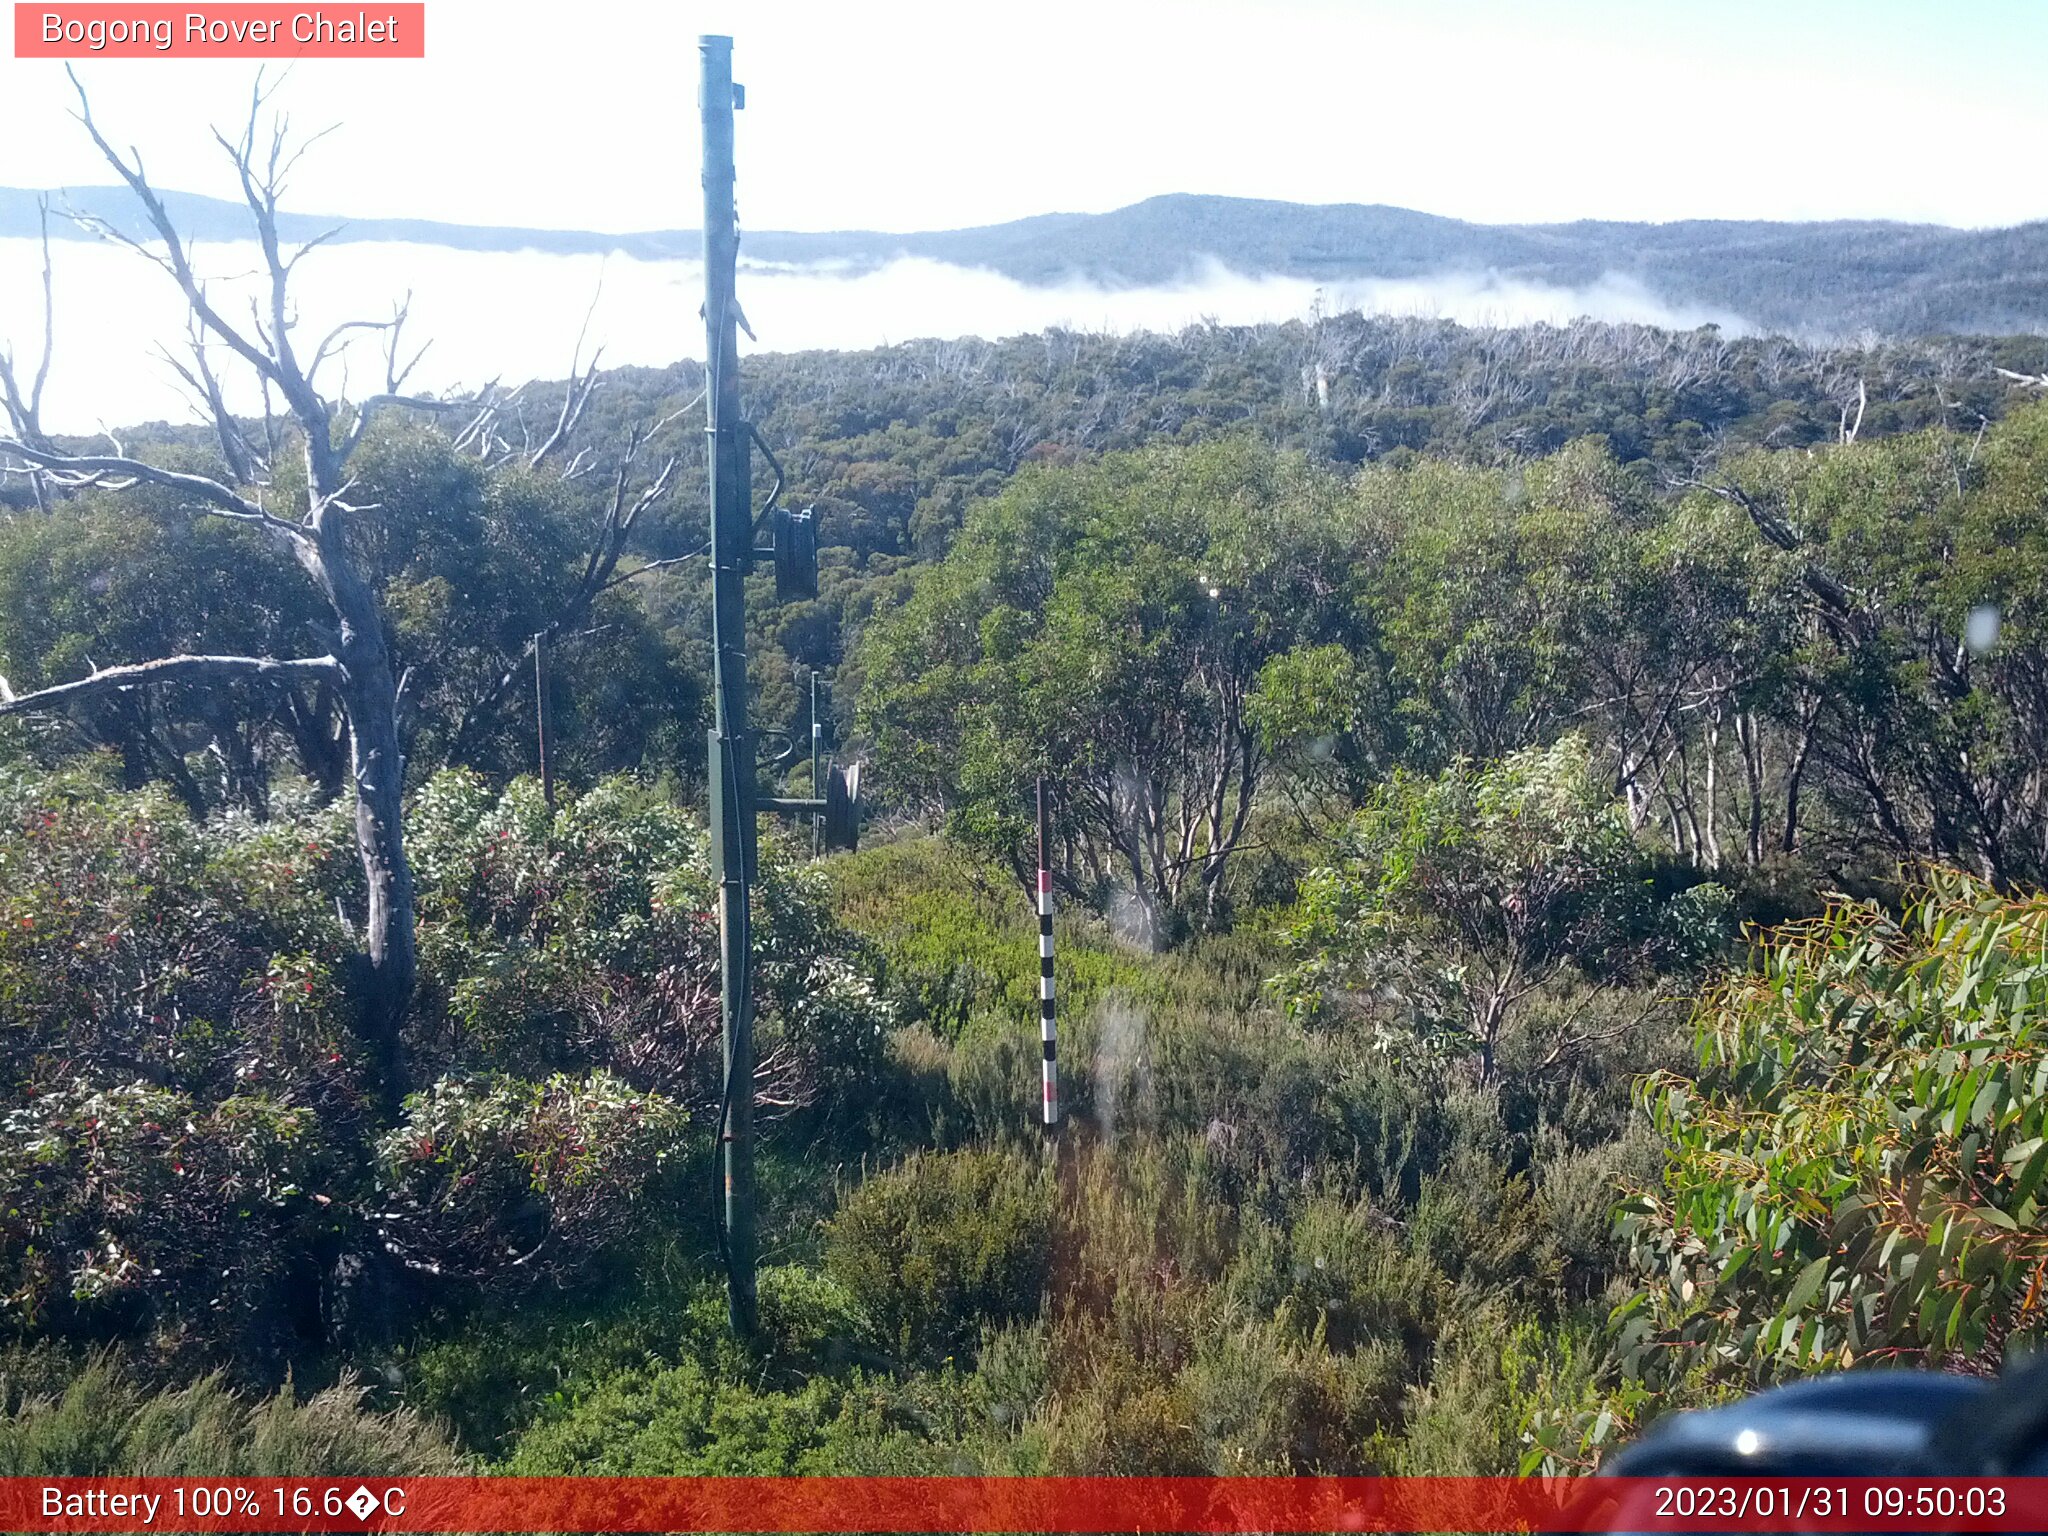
[6,292,2048,1477]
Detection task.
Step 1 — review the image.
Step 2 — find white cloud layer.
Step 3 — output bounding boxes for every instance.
[0,238,1751,433]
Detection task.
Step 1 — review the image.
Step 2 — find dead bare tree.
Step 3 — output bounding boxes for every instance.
[0,195,56,512]
[0,73,450,1119]
[1839,376,1867,444]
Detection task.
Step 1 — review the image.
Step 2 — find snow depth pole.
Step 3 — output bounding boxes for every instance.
[1037,775,1059,1126]
[701,31,757,1337]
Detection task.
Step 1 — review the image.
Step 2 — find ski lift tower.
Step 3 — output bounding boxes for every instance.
[699,33,861,1336]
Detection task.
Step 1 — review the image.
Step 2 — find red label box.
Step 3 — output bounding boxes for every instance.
[14,3,424,57]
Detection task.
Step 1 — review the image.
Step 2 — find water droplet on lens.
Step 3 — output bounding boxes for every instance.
[1966,604,2002,655]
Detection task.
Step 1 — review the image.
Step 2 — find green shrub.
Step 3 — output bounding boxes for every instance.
[372,1072,691,1289]
[1395,1314,1603,1475]
[1527,1120,1661,1305]
[1181,1312,1404,1472]
[1275,736,1729,1085]
[830,836,1149,1039]
[502,1358,952,1476]
[969,1318,1051,1438]
[409,771,891,1116]
[825,1148,1053,1363]
[1221,1195,1444,1366]
[1043,1362,1208,1474]
[0,1354,465,1475]
[1410,1153,1537,1296]
[0,768,357,1369]
[0,763,890,1374]
[402,1263,877,1458]
[1622,871,2048,1385]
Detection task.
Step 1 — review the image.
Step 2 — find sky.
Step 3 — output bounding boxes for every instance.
[2,0,2046,234]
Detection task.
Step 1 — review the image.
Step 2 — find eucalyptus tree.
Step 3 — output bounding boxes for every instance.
[1693,407,2048,887]
[862,437,1359,934]
[1275,736,1730,1087]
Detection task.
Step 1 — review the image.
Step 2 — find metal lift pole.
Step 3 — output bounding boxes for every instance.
[810,671,823,859]
[700,32,757,1336]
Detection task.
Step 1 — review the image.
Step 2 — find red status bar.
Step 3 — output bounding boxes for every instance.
[6,1476,2048,1532]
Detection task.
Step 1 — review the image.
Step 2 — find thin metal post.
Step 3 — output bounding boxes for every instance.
[701,32,756,1336]
[810,671,822,858]
[1037,776,1058,1126]
[534,630,553,810]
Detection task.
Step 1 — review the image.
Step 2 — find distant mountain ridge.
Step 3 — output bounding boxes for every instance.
[4,186,2045,337]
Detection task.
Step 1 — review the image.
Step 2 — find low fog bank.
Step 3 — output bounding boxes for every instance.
[0,238,1755,433]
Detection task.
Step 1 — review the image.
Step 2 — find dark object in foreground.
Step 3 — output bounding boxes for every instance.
[1605,1357,2048,1477]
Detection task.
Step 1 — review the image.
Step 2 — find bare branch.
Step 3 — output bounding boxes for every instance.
[649,399,698,436]
[1533,994,1664,1076]
[0,438,304,542]
[212,90,329,452]
[336,392,463,465]
[382,294,429,393]
[617,453,678,537]
[156,315,260,481]
[27,198,54,428]
[0,652,343,719]
[308,315,396,383]
[309,294,422,401]
[60,204,175,277]
[71,70,467,486]
[1675,472,1860,630]
[275,118,340,192]
[526,279,607,468]
[258,374,281,464]
[0,196,57,464]
[527,353,602,469]
[65,66,285,400]
[448,378,507,450]
[153,345,219,428]
[446,416,687,756]
[594,542,709,596]
[282,215,345,275]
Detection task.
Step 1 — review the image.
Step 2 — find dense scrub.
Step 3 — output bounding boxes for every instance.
[404,831,1678,1474]
[2,751,2041,1475]
[3,314,2046,1476]
[0,769,1671,1470]
[0,764,882,1382]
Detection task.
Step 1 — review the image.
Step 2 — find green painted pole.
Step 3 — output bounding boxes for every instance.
[700,32,757,1336]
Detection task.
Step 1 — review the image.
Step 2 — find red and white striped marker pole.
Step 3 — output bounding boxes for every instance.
[1036,775,1058,1127]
